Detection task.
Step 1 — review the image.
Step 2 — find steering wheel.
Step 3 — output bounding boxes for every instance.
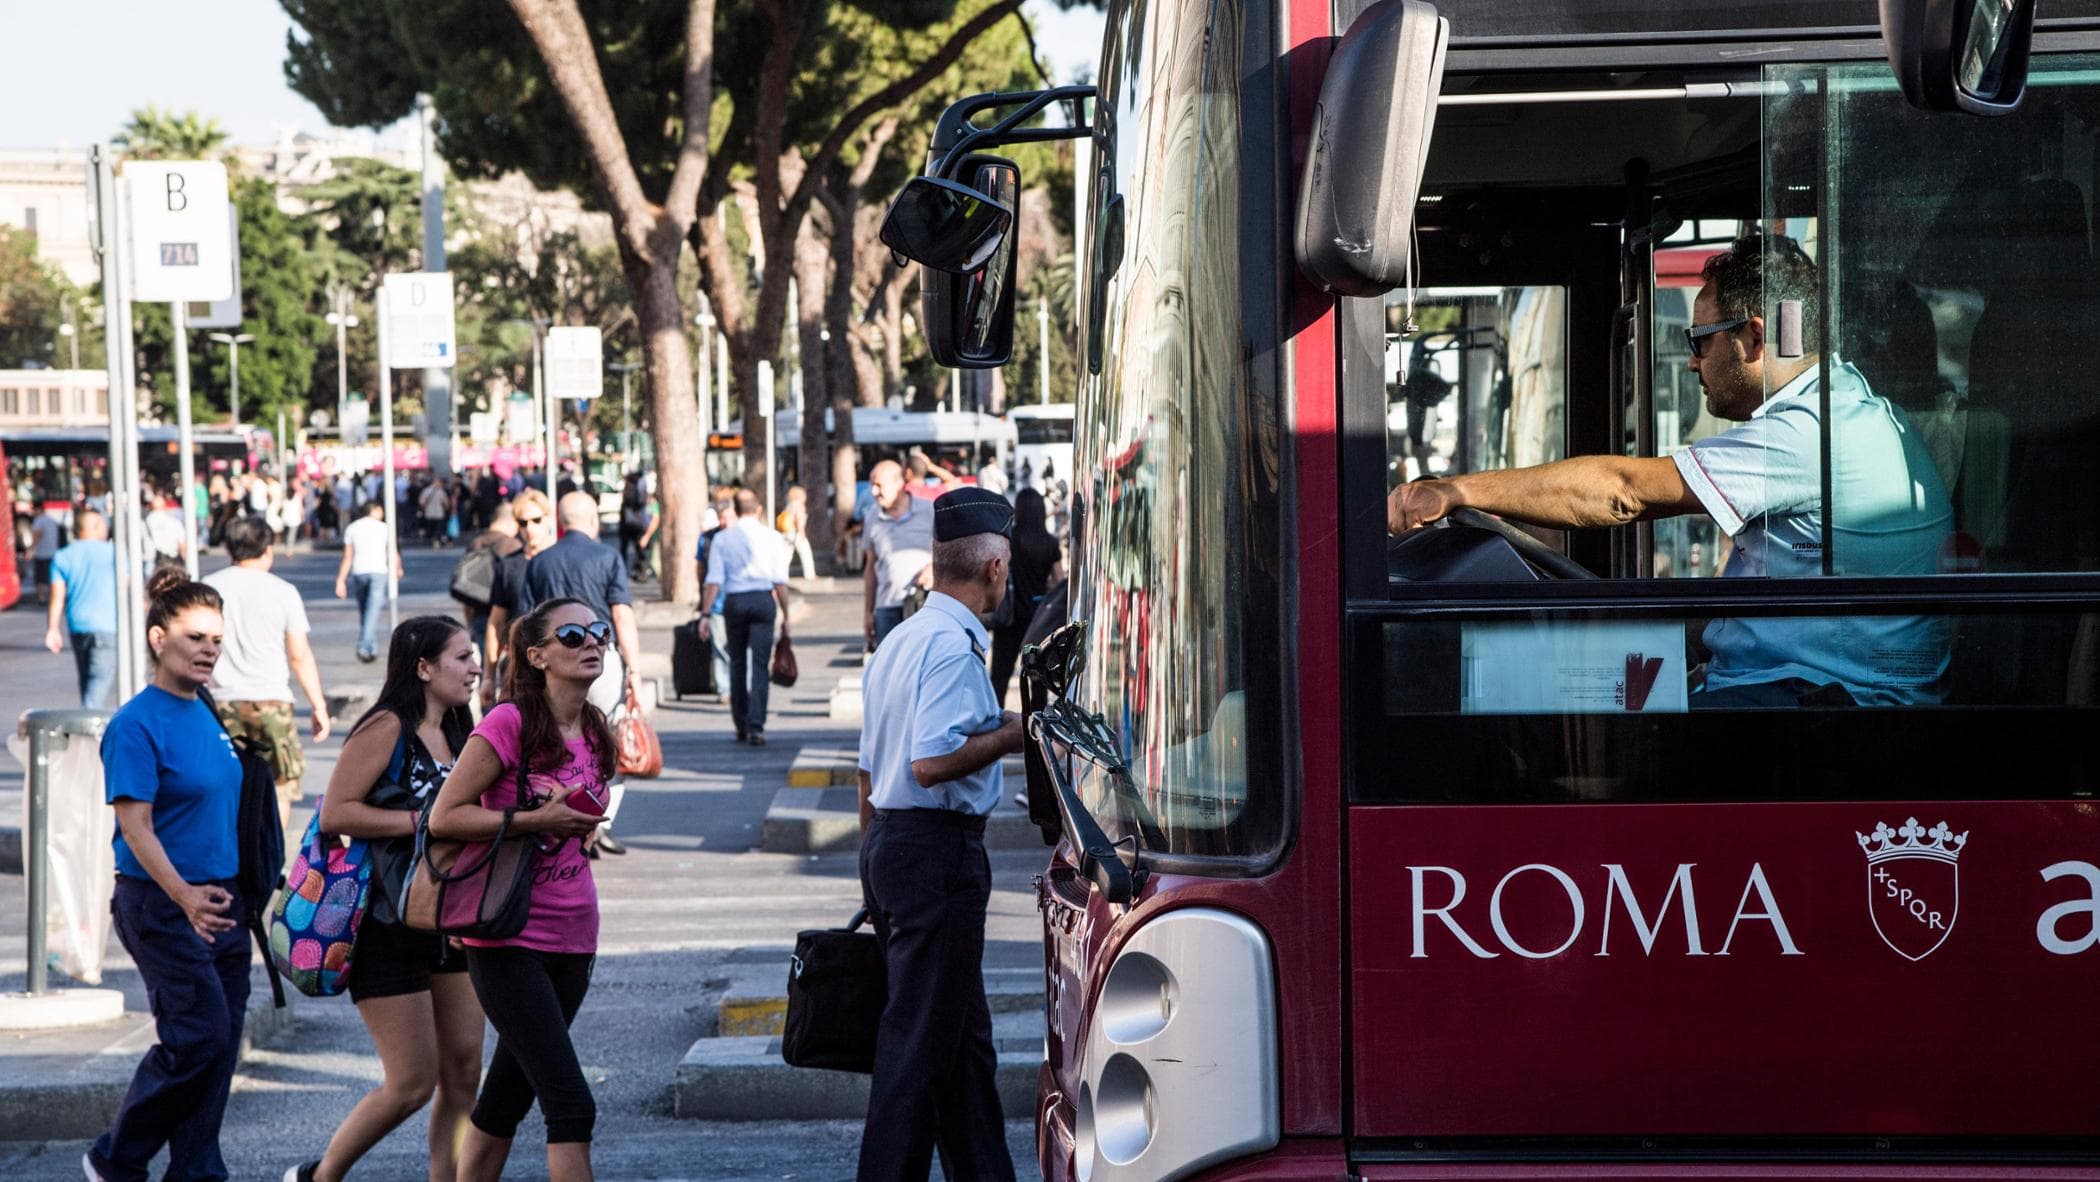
[1444,506,1597,580]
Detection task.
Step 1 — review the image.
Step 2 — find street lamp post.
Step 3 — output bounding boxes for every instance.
[57,323,77,371]
[325,287,358,441]
[208,332,255,423]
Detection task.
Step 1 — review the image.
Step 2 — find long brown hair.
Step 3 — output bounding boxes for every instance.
[501,597,615,779]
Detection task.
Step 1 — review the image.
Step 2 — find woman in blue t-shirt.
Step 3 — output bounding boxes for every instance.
[84,567,249,1182]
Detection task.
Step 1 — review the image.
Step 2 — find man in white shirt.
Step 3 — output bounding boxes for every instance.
[143,494,187,568]
[335,499,402,662]
[699,488,792,745]
[207,516,331,829]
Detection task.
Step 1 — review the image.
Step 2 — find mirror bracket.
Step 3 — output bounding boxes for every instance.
[929,86,1097,178]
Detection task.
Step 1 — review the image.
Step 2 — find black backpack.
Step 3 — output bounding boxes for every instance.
[450,543,499,608]
[205,692,288,1008]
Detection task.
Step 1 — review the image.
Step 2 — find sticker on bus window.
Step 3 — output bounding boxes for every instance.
[1460,620,1689,714]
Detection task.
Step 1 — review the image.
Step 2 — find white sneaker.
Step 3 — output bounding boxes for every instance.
[82,1153,105,1182]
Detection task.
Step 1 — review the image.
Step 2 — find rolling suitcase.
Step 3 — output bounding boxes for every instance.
[672,620,715,699]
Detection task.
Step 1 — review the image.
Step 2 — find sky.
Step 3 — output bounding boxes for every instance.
[0,1,1102,152]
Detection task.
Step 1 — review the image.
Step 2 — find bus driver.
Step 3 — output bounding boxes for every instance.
[1387,234,1955,707]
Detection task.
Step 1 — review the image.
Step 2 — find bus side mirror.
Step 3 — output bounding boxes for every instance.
[1883,0,2034,116]
[918,156,1022,370]
[879,174,1014,273]
[1294,0,1448,297]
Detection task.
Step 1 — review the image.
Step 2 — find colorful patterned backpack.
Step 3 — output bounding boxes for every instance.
[266,737,399,996]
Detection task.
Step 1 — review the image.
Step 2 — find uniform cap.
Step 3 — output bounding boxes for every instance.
[933,487,1015,541]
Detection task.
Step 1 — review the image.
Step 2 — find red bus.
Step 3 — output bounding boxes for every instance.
[886,0,2100,1177]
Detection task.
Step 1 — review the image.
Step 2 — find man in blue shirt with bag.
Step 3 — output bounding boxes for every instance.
[854,487,1024,1181]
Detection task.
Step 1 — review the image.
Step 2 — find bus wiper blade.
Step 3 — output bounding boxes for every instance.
[1029,705,1145,904]
[1042,696,1169,854]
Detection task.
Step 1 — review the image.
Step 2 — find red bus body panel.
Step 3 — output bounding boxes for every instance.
[1350,802,2100,1137]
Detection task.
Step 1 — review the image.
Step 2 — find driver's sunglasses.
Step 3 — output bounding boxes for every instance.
[1685,317,1750,358]
[550,621,611,649]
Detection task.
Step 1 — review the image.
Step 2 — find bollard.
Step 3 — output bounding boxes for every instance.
[21,709,113,996]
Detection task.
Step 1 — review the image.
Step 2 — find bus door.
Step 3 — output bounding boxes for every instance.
[1346,55,2100,1160]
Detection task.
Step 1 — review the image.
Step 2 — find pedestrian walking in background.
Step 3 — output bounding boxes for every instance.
[285,616,485,1182]
[429,598,613,1182]
[989,488,1063,707]
[482,489,555,704]
[617,472,652,578]
[145,492,188,569]
[696,497,735,699]
[419,477,451,548]
[512,491,640,854]
[336,500,401,663]
[43,506,117,708]
[205,517,333,831]
[29,500,62,603]
[861,460,935,651]
[454,501,524,661]
[778,485,817,580]
[854,488,1023,1182]
[83,570,246,1182]
[699,489,791,746]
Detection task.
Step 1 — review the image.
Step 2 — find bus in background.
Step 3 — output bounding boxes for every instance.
[1007,402,1075,495]
[884,0,2100,1178]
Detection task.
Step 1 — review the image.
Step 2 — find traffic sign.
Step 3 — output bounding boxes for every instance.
[126,162,233,302]
[381,273,456,369]
[546,326,604,400]
[187,207,243,328]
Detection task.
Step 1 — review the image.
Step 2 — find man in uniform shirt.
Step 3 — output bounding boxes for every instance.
[854,487,1023,1182]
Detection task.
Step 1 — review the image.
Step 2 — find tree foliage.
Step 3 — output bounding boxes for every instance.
[0,227,98,370]
[114,106,232,161]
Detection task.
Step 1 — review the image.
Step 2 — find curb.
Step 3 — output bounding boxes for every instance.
[759,786,1050,854]
[714,964,1044,1038]
[0,976,297,1141]
[674,1029,1041,1121]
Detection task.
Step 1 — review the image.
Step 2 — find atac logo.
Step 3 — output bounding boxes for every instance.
[1856,817,1968,961]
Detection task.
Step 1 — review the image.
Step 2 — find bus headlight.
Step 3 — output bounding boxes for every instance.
[1075,908,1278,1182]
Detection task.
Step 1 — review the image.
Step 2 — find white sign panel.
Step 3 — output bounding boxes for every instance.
[1460,619,1689,715]
[505,395,537,444]
[127,162,234,302]
[381,273,457,370]
[545,326,604,400]
[470,411,501,446]
[187,207,243,329]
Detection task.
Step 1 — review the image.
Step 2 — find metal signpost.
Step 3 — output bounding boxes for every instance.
[88,147,146,702]
[380,272,457,632]
[546,326,604,500]
[759,358,777,527]
[128,161,234,580]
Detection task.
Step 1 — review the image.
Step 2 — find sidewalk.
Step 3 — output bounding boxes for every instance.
[0,563,1049,1176]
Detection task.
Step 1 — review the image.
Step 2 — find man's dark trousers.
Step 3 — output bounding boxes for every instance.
[722,590,776,738]
[857,809,1013,1182]
[91,877,250,1182]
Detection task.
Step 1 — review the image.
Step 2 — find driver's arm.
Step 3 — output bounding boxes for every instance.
[1388,455,1704,534]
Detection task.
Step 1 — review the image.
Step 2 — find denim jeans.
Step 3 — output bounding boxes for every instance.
[873,605,905,649]
[348,573,385,658]
[72,631,117,708]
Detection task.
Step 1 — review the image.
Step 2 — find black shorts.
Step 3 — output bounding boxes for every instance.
[347,917,469,1003]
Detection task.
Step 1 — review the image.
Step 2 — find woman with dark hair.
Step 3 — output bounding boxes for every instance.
[990,487,1063,705]
[282,616,486,1182]
[430,597,612,1182]
[84,568,246,1182]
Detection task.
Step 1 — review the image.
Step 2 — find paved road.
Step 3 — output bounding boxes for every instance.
[0,543,1048,1180]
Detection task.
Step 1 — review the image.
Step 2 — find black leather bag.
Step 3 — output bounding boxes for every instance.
[781,908,886,1073]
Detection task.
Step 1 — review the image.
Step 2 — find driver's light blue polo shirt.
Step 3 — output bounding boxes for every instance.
[858,591,1004,816]
[1672,359,1954,705]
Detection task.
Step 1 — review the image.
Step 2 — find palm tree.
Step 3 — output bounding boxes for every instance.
[114,105,230,160]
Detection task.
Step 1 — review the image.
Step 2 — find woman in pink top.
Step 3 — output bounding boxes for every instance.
[429,597,612,1182]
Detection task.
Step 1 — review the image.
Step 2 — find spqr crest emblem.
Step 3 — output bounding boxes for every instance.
[1856,817,1967,961]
